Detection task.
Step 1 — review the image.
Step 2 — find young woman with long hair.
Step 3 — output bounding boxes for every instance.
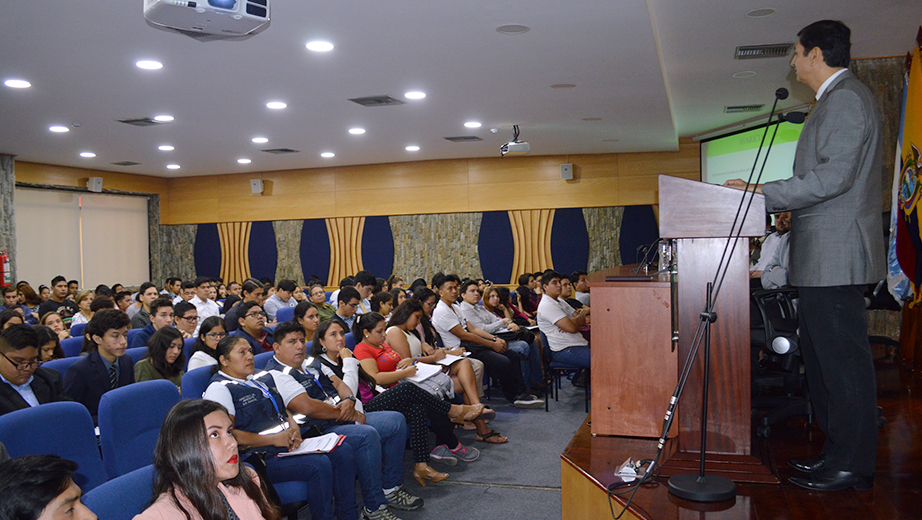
[135,327,185,387]
[186,316,226,371]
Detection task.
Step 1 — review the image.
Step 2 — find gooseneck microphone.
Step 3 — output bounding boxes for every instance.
[779,111,806,124]
[775,87,789,100]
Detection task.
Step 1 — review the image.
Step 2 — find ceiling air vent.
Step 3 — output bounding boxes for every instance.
[348,95,406,107]
[444,136,483,143]
[117,117,159,127]
[261,148,300,154]
[735,43,794,59]
[111,161,140,166]
[724,105,765,114]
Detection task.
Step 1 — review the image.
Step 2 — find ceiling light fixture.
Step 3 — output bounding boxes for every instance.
[732,70,757,78]
[496,24,530,35]
[153,115,174,122]
[348,128,366,135]
[79,152,96,158]
[320,152,335,158]
[49,126,69,133]
[158,145,174,151]
[4,79,31,88]
[405,91,426,100]
[306,41,334,52]
[464,122,481,128]
[266,101,287,109]
[405,145,420,152]
[166,164,181,170]
[746,8,777,18]
[136,60,163,70]
[252,137,269,144]
[237,158,251,164]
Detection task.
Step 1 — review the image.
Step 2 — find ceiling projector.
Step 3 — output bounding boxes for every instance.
[144,0,270,41]
[500,125,530,156]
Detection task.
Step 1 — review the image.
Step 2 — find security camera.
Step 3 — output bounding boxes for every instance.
[500,141,530,156]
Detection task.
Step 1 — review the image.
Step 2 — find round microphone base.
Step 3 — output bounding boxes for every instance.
[667,473,737,502]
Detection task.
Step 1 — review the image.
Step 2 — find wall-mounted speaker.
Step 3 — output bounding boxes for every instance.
[250,179,264,194]
[560,164,573,180]
[87,177,103,192]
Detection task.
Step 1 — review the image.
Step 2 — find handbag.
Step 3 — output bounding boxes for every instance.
[411,370,455,400]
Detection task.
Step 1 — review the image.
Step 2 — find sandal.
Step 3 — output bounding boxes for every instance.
[476,430,508,444]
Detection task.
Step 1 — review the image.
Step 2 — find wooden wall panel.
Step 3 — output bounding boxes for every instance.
[326,217,365,285]
[472,178,620,211]
[467,155,567,185]
[334,160,469,191]
[334,184,470,218]
[509,209,555,284]
[15,162,168,199]
[217,222,252,284]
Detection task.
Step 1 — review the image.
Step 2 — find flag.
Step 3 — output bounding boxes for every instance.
[894,46,922,306]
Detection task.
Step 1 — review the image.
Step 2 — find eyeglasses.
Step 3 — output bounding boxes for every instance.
[177,315,199,322]
[345,302,359,309]
[245,311,268,319]
[205,332,227,339]
[0,350,42,371]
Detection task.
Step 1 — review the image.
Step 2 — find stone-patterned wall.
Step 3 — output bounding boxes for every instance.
[148,195,162,285]
[273,220,304,285]
[584,206,624,272]
[389,213,484,282]
[850,57,907,210]
[0,155,15,283]
[159,224,197,281]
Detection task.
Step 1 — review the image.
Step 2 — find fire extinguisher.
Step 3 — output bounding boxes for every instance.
[0,249,10,288]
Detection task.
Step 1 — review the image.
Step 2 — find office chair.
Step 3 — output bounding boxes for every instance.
[181,366,214,399]
[82,464,156,520]
[276,306,296,322]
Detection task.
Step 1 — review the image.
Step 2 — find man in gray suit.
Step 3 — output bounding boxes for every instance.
[726,20,884,492]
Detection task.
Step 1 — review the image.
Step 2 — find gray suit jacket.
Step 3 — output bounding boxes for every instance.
[761,70,885,287]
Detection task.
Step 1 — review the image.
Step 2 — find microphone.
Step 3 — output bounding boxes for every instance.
[779,111,806,124]
[775,88,789,100]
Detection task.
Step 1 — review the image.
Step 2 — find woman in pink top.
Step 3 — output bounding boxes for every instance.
[134,399,280,520]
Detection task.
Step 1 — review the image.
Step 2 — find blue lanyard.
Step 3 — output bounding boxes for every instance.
[227,376,286,425]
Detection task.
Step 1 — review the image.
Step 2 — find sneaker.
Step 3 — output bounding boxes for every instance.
[363,504,403,520]
[513,393,544,409]
[449,443,480,462]
[384,486,423,511]
[429,445,458,466]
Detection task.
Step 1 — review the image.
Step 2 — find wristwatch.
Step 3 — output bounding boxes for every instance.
[343,395,357,402]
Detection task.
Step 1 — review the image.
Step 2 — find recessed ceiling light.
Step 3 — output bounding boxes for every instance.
[49,126,69,133]
[496,24,530,35]
[551,84,576,89]
[252,137,269,144]
[266,101,287,110]
[320,152,335,158]
[166,164,181,170]
[79,152,96,158]
[237,158,252,164]
[405,145,420,152]
[582,117,602,121]
[4,79,31,89]
[348,128,366,135]
[464,122,481,128]
[732,70,757,79]
[154,115,174,122]
[136,60,163,70]
[158,145,174,151]
[746,8,776,18]
[405,91,426,100]
[306,41,334,52]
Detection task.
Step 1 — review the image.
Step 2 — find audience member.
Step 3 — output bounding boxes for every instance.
[134,399,280,520]
[160,277,181,299]
[115,291,133,313]
[37,276,78,325]
[0,454,97,520]
[39,312,70,341]
[406,278,427,298]
[334,287,361,330]
[222,294,241,316]
[264,279,298,322]
[63,309,134,421]
[93,285,114,300]
[190,277,221,334]
[292,301,320,342]
[751,212,789,275]
[217,283,228,300]
[110,284,125,295]
[227,281,242,298]
[328,277,354,308]
[69,290,95,327]
[18,283,43,315]
[370,292,393,317]
[570,271,590,306]
[224,280,264,332]
[0,309,24,330]
[232,301,273,354]
[1,286,37,324]
[128,297,175,349]
[537,270,590,371]
[483,286,534,327]
[134,326,185,387]
[0,324,67,416]
[309,284,337,322]
[34,325,65,362]
[514,273,538,316]
[386,275,403,290]
[389,288,407,310]
[129,282,160,329]
[38,285,51,303]
[172,280,195,305]
[66,280,79,299]
[353,271,376,315]
[187,316,226,371]
[89,296,115,313]
[173,300,198,339]
[754,212,792,289]
[560,277,585,310]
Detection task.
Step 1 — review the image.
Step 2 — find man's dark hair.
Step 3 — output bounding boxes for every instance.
[166,277,181,287]
[51,275,66,286]
[259,277,273,286]
[150,297,174,316]
[115,291,132,304]
[85,309,131,351]
[0,454,79,520]
[541,269,563,289]
[193,276,211,288]
[370,292,391,312]
[180,280,195,291]
[337,286,360,305]
[0,309,23,330]
[569,270,587,285]
[174,301,196,318]
[228,281,241,290]
[241,280,262,296]
[436,273,460,289]
[459,279,479,295]
[353,270,375,288]
[89,297,115,313]
[517,273,533,287]
[139,282,156,295]
[2,286,17,296]
[408,278,427,294]
[1,323,40,350]
[430,272,445,289]
[339,277,354,289]
[94,284,114,298]
[237,301,262,322]
[67,280,78,287]
[798,20,851,68]
[277,279,297,293]
[273,320,305,345]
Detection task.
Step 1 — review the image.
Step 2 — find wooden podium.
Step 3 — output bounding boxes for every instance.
[589,175,776,482]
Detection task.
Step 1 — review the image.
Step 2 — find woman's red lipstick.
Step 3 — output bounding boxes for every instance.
[228,455,238,464]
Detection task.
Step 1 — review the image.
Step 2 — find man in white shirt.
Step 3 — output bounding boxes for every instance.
[160,277,181,299]
[172,281,195,305]
[264,279,298,321]
[570,271,591,307]
[431,274,541,408]
[751,212,791,275]
[537,270,590,369]
[189,276,221,335]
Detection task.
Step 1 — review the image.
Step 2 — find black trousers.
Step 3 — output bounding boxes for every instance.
[469,347,527,403]
[797,285,877,475]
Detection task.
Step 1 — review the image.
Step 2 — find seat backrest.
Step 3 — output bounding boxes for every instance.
[42,356,81,377]
[125,346,148,364]
[276,306,295,323]
[61,336,84,358]
[0,402,109,492]
[70,322,87,338]
[750,288,799,351]
[126,328,144,341]
[344,332,356,350]
[97,380,180,479]
[82,464,156,520]
[183,337,196,370]
[254,351,273,370]
[181,366,214,400]
[540,330,552,360]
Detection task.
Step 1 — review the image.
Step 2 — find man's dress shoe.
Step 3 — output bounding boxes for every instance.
[788,455,825,473]
[789,469,874,491]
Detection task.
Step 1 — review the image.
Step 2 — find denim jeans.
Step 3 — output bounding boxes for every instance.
[363,410,409,489]
[264,442,358,520]
[552,345,591,369]
[507,339,543,388]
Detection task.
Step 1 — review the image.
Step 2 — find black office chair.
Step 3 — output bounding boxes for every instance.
[750,287,812,438]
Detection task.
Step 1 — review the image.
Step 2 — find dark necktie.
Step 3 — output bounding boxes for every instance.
[108,364,118,389]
